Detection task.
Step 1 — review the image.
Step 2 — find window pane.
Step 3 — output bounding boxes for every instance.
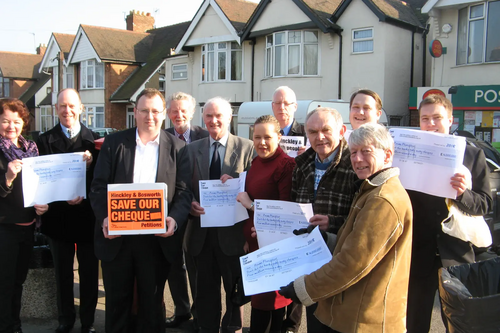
[266,35,273,47]
[81,64,87,88]
[275,32,285,45]
[173,64,188,71]
[288,45,300,74]
[87,63,94,88]
[96,107,104,128]
[457,8,468,65]
[231,42,241,50]
[354,29,372,39]
[218,52,226,80]
[486,0,500,62]
[202,54,206,81]
[266,48,272,77]
[208,52,214,81]
[304,44,318,75]
[470,4,484,18]
[218,43,227,49]
[288,31,301,43]
[353,40,373,52]
[231,50,242,80]
[274,45,285,76]
[468,19,484,63]
[208,44,214,51]
[95,63,104,88]
[304,31,318,43]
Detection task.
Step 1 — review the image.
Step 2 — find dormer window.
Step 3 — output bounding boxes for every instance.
[265,30,319,77]
[80,60,104,89]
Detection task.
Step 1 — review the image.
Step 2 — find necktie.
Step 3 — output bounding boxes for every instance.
[280,129,284,135]
[178,134,186,142]
[67,129,72,139]
[210,142,221,180]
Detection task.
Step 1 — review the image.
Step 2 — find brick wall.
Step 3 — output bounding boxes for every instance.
[105,63,139,129]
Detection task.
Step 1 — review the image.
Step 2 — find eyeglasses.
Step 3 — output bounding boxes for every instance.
[272,101,296,107]
[138,109,165,116]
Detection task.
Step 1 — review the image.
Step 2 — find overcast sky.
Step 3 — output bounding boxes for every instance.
[0,0,255,54]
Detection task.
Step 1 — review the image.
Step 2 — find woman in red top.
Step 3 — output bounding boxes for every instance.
[237,115,296,333]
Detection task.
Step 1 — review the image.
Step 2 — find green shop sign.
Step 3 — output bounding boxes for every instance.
[452,85,500,109]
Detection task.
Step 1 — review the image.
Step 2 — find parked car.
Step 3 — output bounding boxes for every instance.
[94,128,118,138]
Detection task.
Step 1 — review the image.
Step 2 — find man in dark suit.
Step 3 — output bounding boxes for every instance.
[37,88,99,333]
[89,88,191,333]
[406,95,492,333]
[272,86,305,332]
[164,92,209,328]
[186,97,254,333]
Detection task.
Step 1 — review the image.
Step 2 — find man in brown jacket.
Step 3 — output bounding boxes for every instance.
[280,123,413,333]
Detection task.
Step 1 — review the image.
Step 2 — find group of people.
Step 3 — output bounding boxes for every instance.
[0,84,491,333]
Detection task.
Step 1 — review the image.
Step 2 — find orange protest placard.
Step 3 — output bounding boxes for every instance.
[107,183,168,235]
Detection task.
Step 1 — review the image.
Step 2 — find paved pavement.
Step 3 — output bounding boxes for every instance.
[23,250,500,333]
[20,275,448,333]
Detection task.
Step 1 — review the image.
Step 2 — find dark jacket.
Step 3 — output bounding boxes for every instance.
[0,147,36,224]
[166,125,209,142]
[292,139,358,233]
[408,144,492,274]
[287,119,307,143]
[90,128,192,262]
[36,124,99,242]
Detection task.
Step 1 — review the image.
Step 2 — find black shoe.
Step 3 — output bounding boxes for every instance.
[165,313,191,328]
[55,324,74,333]
[81,326,96,333]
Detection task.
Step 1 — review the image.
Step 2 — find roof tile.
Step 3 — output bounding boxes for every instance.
[0,52,44,79]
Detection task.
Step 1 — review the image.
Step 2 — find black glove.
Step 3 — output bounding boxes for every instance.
[293,224,328,243]
[279,281,301,304]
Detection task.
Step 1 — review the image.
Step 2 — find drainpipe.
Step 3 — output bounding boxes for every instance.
[335,31,342,100]
[410,30,415,87]
[422,24,430,86]
[251,39,255,101]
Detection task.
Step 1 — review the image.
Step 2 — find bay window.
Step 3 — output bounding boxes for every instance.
[81,105,104,129]
[265,30,319,77]
[201,42,242,82]
[80,60,104,89]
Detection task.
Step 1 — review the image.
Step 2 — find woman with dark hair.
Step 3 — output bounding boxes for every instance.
[236,115,296,333]
[0,98,48,333]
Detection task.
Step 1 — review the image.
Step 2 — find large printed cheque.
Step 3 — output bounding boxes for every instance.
[389,128,466,199]
[22,152,86,207]
[199,178,248,227]
[240,227,332,296]
[254,200,313,248]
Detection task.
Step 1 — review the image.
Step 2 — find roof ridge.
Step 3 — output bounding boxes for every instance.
[81,24,150,35]
[0,51,42,56]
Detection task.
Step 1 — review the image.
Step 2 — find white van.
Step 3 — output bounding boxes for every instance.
[237,100,388,139]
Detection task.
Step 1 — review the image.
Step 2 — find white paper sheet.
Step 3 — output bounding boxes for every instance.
[199,178,249,227]
[389,128,466,199]
[254,200,313,248]
[240,227,332,296]
[279,136,305,157]
[22,152,86,207]
[239,171,247,192]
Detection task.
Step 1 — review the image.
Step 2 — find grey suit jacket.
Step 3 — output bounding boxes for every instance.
[184,133,255,257]
[166,125,209,143]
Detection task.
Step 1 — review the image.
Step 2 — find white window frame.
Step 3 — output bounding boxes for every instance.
[63,65,74,89]
[352,28,374,54]
[457,1,500,65]
[40,106,55,132]
[80,60,104,89]
[159,74,166,91]
[172,64,188,80]
[264,30,319,78]
[201,42,243,82]
[81,105,105,129]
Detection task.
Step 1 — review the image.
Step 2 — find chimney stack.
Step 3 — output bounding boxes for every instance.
[126,10,155,32]
[36,43,47,55]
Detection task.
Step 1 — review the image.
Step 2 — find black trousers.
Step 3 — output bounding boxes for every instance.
[250,307,286,333]
[47,237,98,328]
[101,236,168,333]
[194,229,241,333]
[0,223,34,333]
[306,303,339,333]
